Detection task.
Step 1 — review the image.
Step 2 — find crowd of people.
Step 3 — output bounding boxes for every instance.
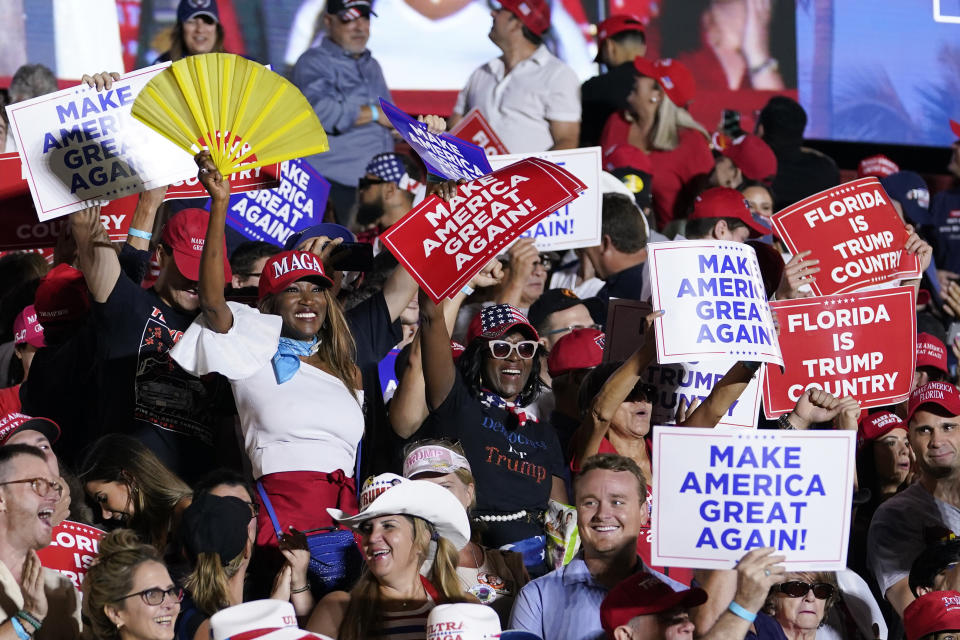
[2,0,960,639]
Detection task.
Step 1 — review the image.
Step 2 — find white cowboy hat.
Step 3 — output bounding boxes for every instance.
[327,473,470,549]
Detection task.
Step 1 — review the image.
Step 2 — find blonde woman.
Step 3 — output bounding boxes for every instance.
[402,440,529,625]
[306,474,474,640]
[600,57,713,228]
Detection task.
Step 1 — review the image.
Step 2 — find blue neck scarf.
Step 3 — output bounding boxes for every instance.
[272,337,320,384]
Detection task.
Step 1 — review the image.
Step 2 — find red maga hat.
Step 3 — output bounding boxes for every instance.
[595,14,646,61]
[689,187,770,238]
[904,590,960,640]
[633,57,695,107]
[856,410,904,449]
[548,328,605,378]
[601,573,707,638]
[499,0,550,35]
[161,208,231,283]
[917,332,949,375]
[721,134,777,183]
[258,250,334,300]
[907,382,960,424]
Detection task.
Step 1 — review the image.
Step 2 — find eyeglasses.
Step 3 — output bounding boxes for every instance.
[627,383,657,403]
[488,0,503,10]
[543,323,601,337]
[358,177,389,190]
[115,587,183,606]
[775,581,836,600]
[487,340,539,359]
[247,501,260,519]
[534,256,555,270]
[0,477,63,499]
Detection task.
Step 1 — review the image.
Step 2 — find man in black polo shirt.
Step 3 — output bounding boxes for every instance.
[580,14,647,147]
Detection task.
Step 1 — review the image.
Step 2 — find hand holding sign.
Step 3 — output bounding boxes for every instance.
[771,178,922,295]
[382,158,586,302]
[380,99,491,181]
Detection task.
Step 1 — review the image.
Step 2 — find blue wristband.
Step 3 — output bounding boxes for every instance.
[10,617,30,640]
[127,228,152,241]
[369,103,380,123]
[727,601,756,623]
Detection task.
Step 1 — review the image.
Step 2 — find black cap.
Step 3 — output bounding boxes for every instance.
[527,288,603,331]
[181,494,252,564]
[609,168,653,210]
[326,0,377,18]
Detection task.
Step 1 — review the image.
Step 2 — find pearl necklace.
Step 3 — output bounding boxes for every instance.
[474,510,527,523]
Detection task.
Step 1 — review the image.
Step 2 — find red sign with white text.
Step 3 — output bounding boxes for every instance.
[164,162,281,199]
[762,287,916,417]
[382,158,585,302]
[37,520,105,588]
[450,108,509,156]
[771,178,921,295]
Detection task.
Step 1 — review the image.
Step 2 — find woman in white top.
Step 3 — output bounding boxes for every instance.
[171,152,363,555]
[306,474,473,640]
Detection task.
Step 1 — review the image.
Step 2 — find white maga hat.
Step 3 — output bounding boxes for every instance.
[427,603,543,640]
[210,599,333,640]
[327,473,471,549]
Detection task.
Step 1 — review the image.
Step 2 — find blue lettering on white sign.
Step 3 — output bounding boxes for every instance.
[680,443,826,552]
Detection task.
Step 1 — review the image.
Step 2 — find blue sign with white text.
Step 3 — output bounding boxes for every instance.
[379,99,492,181]
[222,158,330,246]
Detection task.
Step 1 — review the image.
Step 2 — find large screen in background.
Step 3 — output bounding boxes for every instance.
[9,0,956,150]
[796,0,960,147]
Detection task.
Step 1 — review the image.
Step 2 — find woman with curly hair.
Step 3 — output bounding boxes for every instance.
[84,529,182,640]
[418,291,568,575]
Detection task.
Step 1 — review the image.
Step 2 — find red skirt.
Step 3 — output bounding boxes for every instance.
[255,469,358,547]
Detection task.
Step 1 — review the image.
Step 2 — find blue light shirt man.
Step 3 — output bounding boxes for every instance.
[509,454,684,640]
[292,0,393,222]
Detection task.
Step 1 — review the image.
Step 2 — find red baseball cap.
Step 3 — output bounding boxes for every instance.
[917,332,949,374]
[720,134,777,183]
[602,144,654,174]
[907,382,960,424]
[547,328,605,378]
[258,250,334,300]
[499,0,551,36]
[904,590,960,640]
[689,187,770,238]
[856,410,905,449]
[0,412,60,446]
[594,14,646,62]
[857,154,900,179]
[13,305,45,349]
[601,573,707,638]
[160,208,232,283]
[34,264,90,327]
[633,57,695,107]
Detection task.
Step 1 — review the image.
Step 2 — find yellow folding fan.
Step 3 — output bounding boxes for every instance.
[131,53,329,175]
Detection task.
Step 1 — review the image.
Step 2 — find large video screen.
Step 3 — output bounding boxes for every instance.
[5,0,955,148]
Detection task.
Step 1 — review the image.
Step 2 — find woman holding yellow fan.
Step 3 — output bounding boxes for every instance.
[170,151,364,588]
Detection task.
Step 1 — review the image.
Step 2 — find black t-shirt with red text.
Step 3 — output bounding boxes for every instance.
[94,275,233,483]
[419,373,566,548]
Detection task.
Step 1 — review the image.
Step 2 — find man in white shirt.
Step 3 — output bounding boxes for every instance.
[0,445,81,639]
[450,0,580,153]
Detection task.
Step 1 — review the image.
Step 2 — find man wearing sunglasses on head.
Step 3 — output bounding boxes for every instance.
[0,445,81,639]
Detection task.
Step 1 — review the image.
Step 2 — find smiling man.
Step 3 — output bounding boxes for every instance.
[0,445,81,639]
[71,205,234,483]
[868,382,960,618]
[509,454,683,640]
